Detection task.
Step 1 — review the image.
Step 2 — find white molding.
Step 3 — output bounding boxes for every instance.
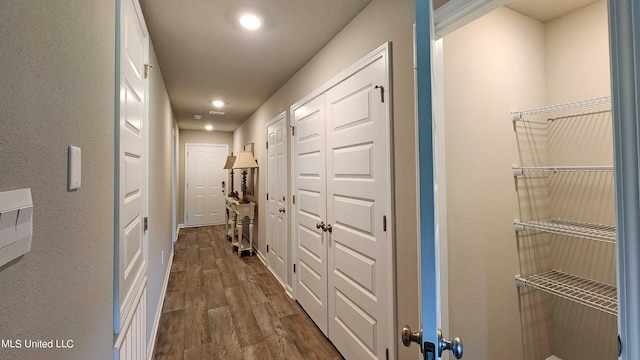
[146,250,174,359]
[433,0,508,38]
[609,0,640,358]
[545,356,562,360]
[254,248,267,265]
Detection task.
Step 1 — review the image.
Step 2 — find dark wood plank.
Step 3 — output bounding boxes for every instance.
[241,342,273,360]
[184,343,216,360]
[216,257,239,288]
[280,313,336,360]
[202,269,228,309]
[197,233,210,248]
[225,285,265,347]
[267,292,299,318]
[263,335,304,360]
[153,309,185,359]
[208,307,243,360]
[162,289,186,313]
[166,271,187,293]
[199,247,217,270]
[184,306,211,350]
[252,302,290,340]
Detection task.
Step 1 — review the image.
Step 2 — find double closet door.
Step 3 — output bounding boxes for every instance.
[292,50,393,360]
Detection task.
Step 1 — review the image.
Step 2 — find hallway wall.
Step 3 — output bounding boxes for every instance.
[0,1,116,358]
[147,40,180,349]
[232,0,418,357]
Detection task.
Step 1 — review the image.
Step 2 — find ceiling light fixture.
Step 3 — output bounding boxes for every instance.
[239,13,262,30]
[193,114,202,120]
[205,125,213,131]
[212,100,225,107]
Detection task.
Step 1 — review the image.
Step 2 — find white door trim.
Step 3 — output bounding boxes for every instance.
[290,42,396,358]
[183,142,229,226]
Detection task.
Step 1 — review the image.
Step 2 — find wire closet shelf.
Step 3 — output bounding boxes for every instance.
[512,165,614,176]
[514,218,616,244]
[516,270,617,316]
[511,96,611,122]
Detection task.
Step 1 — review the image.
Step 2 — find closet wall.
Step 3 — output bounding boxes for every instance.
[442,1,614,359]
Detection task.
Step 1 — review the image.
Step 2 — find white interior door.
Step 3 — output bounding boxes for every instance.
[325,54,392,360]
[115,0,148,334]
[185,143,227,226]
[266,112,288,285]
[293,94,329,334]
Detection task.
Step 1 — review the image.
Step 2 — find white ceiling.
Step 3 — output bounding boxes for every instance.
[506,0,600,23]
[139,0,372,132]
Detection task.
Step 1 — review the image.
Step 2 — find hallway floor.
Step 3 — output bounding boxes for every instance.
[153,225,343,360]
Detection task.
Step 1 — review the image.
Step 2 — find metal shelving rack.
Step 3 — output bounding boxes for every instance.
[513,96,617,317]
[511,96,611,123]
[512,165,614,176]
[514,218,615,244]
[516,270,617,316]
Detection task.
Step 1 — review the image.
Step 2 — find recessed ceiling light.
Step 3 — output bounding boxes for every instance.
[193,114,202,120]
[205,125,213,131]
[212,100,225,107]
[239,13,262,30]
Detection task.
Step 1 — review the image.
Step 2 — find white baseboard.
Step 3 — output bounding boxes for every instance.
[177,223,185,229]
[546,356,562,360]
[146,250,174,359]
[255,248,293,298]
[255,248,267,265]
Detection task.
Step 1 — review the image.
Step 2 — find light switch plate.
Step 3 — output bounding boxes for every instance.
[68,145,81,190]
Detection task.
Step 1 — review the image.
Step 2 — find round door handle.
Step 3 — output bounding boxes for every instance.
[325,224,333,233]
[316,222,325,230]
[279,208,286,213]
[438,329,463,359]
[401,325,422,348]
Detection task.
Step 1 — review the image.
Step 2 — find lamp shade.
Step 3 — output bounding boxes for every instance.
[223,155,236,169]
[232,151,258,169]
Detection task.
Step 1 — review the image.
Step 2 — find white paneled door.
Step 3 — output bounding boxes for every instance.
[293,45,393,359]
[266,112,288,286]
[293,94,329,333]
[185,144,227,226]
[115,0,148,337]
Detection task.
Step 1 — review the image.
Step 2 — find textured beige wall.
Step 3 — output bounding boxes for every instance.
[146,39,179,345]
[0,1,116,358]
[233,0,418,357]
[443,7,547,360]
[545,1,617,359]
[178,130,234,224]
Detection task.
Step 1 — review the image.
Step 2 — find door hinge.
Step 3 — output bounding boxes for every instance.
[266,141,269,149]
[383,215,387,231]
[267,192,269,201]
[293,264,296,273]
[292,195,296,204]
[144,217,148,231]
[144,63,153,79]
[290,126,295,136]
[267,245,269,253]
[375,85,385,102]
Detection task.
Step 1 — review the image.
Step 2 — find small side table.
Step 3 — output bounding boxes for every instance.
[225,197,256,257]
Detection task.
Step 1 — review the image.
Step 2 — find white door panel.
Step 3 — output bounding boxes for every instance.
[267,113,288,285]
[292,47,392,358]
[326,55,389,360]
[293,95,328,334]
[116,0,148,336]
[185,144,227,226]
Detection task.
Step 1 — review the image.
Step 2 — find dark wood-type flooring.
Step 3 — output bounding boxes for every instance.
[153,225,344,360]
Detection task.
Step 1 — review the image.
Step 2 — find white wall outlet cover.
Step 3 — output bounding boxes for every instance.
[68,145,81,190]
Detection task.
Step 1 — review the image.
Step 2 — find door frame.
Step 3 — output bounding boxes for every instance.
[289,42,396,357]
[183,142,229,226]
[417,0,640,358]
[265,111,290,291]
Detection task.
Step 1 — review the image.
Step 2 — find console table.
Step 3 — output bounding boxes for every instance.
[225,197,256,257]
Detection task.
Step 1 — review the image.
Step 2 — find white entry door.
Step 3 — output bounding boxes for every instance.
[115,0,148,337]
[185,144,227,226]
[266,112,288,286]
[293,45,394,359]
